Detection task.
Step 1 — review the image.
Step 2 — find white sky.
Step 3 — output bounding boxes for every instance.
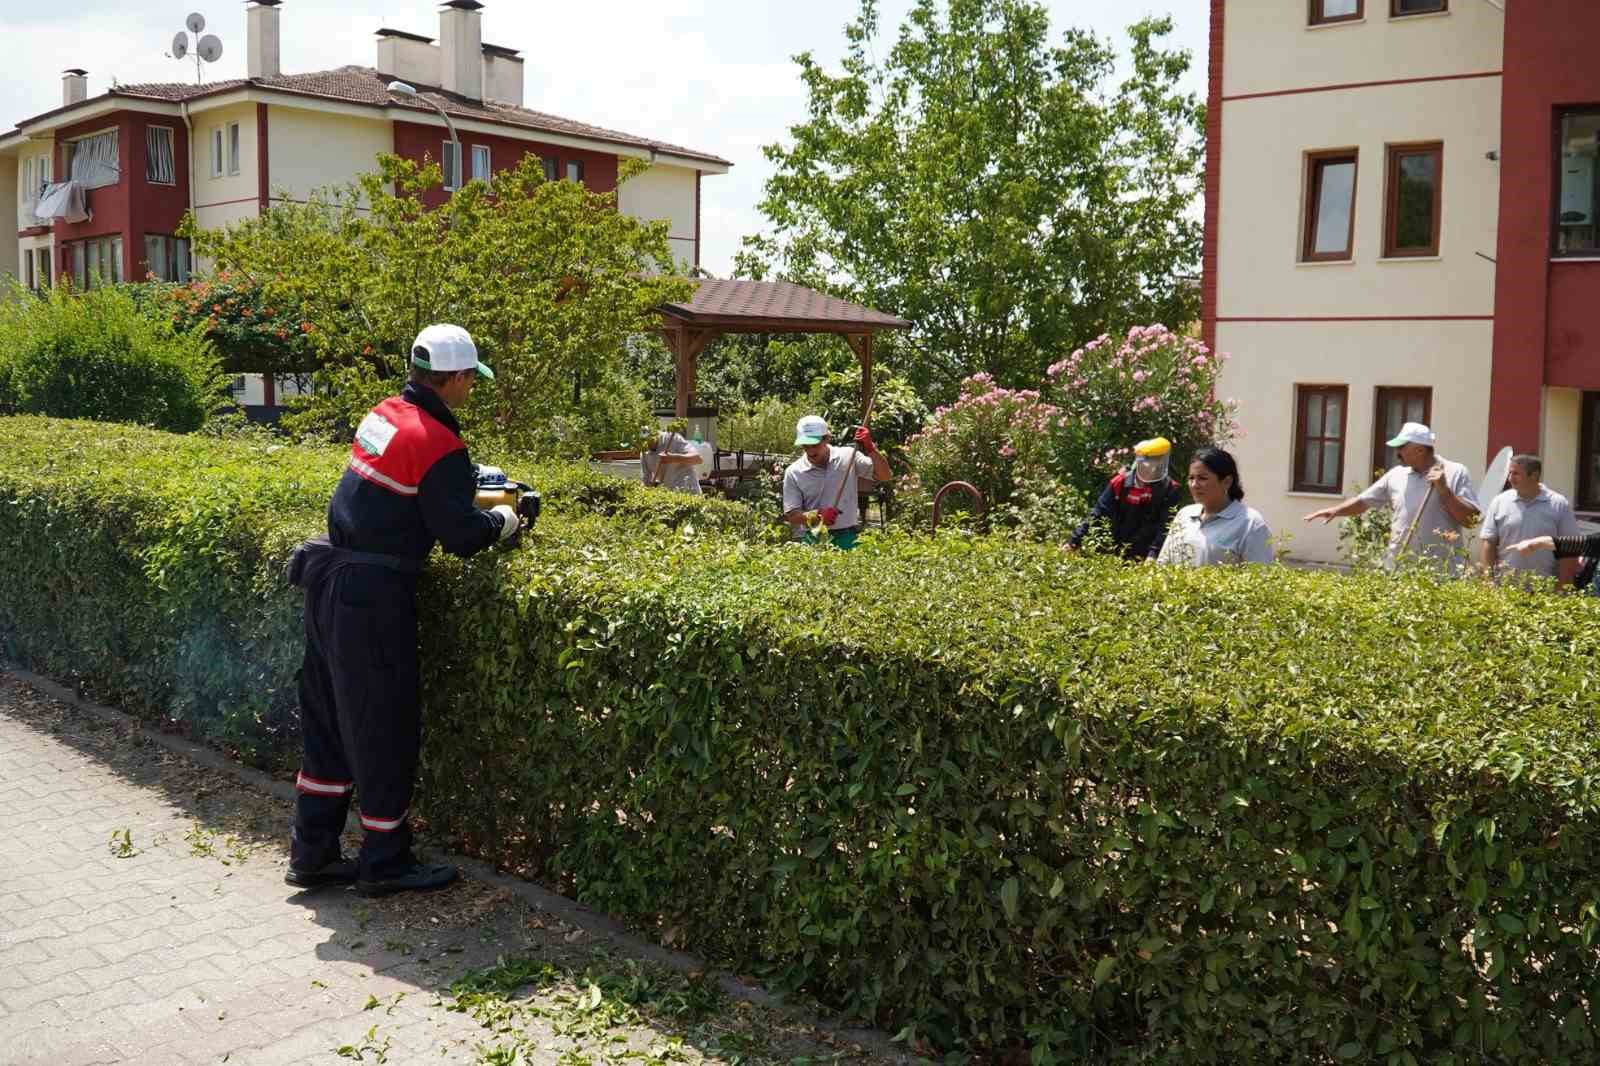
[0,0,1207,276]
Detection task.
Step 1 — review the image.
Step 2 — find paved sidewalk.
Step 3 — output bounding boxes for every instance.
[0,674,896,1066]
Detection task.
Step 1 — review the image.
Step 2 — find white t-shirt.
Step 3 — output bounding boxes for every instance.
[640,432,702,495]
[782,446,877,532]
[1357,458,1479,571]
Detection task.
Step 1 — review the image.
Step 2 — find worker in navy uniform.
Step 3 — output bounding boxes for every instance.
[1068,436,1181,560]
[285,324,520,896]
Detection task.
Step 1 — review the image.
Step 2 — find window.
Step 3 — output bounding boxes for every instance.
[1384,143,1442,257]
[39,153,50,191]
[542,156,558,182]
[1311,0,1362,25]
[143,235,191,283]
[1556,109,1600,256]
[1293,385,1348,493]
[442,140,462,190]
[145,126,176,185]
[566,159,585,184]
[37,248,52,289]
[65,130,119,190]
[1303,151,1358,261]
[210,128,224,178]
[227,122,241,176]
[23,249,34,291]
[1372,387,1432,474]
[1391,0,1445,14]
[471,144,491,183]
[21,158,32,204]
[69,236,123,290]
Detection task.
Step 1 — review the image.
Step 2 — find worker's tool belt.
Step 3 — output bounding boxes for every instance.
[285,535,421,589]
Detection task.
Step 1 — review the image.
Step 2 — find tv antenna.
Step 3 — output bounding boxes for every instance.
[167,13,224,84]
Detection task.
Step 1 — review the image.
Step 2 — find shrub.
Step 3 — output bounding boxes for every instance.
[0,282,226,431]
[1044,324,1237,498]
[811,366,927,467]
[9,416,1600,1063]
[719,394,814,456]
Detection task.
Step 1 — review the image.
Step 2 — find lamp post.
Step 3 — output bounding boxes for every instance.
[387,80,461,188]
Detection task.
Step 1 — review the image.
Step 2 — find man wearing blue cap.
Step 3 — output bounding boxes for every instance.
[285,324,519,896]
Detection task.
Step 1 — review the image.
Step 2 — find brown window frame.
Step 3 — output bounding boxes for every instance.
[1371,386,1433,475]
[1391,0,1446,15]
[1310,0,1363,26]
[1383,142,1443,258]
[1303,150,1359,262]
[1293,385,1350,494]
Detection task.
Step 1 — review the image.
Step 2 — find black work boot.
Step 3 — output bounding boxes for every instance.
[356,861,459,897]
[285,855,359,889]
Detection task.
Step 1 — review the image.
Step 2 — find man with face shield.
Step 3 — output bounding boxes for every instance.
[1068,437,1181,560]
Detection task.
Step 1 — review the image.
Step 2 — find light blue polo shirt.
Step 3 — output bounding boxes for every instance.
[1480,485,1578,580]
[1157,500,1275,567]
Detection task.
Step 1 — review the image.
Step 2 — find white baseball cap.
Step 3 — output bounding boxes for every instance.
[794,415,829,446]
[411,323,495,380]
[1386,421,1435,449]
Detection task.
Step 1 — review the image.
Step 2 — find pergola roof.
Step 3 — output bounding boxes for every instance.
[658,279,910,334]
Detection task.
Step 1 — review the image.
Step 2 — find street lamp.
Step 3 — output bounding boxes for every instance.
[387,80,461,188]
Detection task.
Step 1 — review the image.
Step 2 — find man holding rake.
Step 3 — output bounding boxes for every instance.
[781,415,891,550]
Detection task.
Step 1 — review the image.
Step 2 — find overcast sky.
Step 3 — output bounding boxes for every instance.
[0,0,1206,275]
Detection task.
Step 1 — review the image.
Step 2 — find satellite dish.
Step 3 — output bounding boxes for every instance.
[186,12,206,33]
[170,32,189,60]
[198,35,223,63]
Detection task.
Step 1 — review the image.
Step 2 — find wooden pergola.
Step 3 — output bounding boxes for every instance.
[657,279,911,417]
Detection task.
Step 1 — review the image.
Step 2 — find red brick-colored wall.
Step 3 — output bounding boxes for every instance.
[1490,0,1600,452]
[50,109,191,282]
[1200,0,1225,356]
[391,120,618,210]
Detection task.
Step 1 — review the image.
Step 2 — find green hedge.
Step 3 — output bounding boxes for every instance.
[6,416,1600,1063]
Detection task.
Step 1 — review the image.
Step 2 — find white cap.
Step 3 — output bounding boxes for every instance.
[411,323,494,380]
[1385,421,1435,449]
[794,415,829,446]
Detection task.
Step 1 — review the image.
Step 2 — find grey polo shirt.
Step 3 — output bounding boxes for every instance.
[640,431,702,495]
[1157,500,1275,567]
[1480,485,1578,579]
[782,445,877,532]
[1357,458,1480,571]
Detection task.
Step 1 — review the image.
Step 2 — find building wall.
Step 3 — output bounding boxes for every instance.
[125,112,191,281]
[52,112,133,273]
[191,102,260,228]
[391,119,619,211]
[1220,0,1503,99]
[0,160,17,283]
[1491,0,1600,457]
[616,163,699,269]
[1543,386,1582,501]
[266,105,393,205]
[1217,319,1492,562]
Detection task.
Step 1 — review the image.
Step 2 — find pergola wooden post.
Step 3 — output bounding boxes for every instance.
[656,280,908,423]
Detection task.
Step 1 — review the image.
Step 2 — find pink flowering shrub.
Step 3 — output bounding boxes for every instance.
[1045,325,1237,499]
[897,373,1065,529]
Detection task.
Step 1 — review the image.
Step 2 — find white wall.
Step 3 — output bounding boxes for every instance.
[1217,320,1492,563]
[191,102,259,221]
[1222,0,1504,98]
[617,163,697,269]
[265,104,393,204]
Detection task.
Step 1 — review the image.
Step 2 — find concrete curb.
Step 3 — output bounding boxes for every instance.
[1,664,911,1061]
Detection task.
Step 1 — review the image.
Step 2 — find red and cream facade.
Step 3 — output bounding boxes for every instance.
[0,1,727,407]
[1205,0,1600,563]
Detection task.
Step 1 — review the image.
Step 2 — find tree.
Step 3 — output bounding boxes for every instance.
[738,0,1203,400]
[188,154,690,453]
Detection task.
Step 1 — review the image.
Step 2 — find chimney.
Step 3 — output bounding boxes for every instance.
[246,0,283,80]
[439,0,484,101]
[62,69,88,106]
[481,43,523,107]
[376,28,441,88]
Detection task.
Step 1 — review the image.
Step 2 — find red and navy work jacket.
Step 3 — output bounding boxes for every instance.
[328,382,501,562]
[1069,469,1181,560]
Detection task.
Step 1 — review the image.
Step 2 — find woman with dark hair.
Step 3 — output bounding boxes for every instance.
[1157,447,1275,566]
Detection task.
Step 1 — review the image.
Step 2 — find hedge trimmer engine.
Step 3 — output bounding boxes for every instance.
[472,464,541,546]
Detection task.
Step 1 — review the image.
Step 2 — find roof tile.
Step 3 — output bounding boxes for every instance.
[662,280,909,328]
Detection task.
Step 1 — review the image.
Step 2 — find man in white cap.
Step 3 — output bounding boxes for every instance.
[781,415,891,549]
[1304,421,1480,571]
[284,323,520,897]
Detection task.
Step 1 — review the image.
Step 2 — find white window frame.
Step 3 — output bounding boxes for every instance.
[210,128,224,178]
[145,125,177,185]
[227,122,241,176]
[21,158,32,204]
[566,159,584,184]
[442,140,462,191]
[471,144,491,183]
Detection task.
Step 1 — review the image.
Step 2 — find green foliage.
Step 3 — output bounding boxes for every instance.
[187,154,691,454]
[811,365,926,468]
[126,272,318,374]
[1044,323,1237,499]
[0,282,226,431]
[1339,477,1395,571]
[718,395,815,456]
[739,0,1204,399]
[14,416,1600,1062]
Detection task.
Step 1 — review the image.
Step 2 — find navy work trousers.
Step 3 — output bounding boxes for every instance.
[289,564,421,880]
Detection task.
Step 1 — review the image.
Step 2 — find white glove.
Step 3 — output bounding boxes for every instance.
[491,504,520,542]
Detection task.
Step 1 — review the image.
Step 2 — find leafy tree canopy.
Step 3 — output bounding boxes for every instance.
[738,0,1204,400]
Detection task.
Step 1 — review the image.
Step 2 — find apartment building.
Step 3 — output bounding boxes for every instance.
[0,0,729,408]
[1206,0,1600,563]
